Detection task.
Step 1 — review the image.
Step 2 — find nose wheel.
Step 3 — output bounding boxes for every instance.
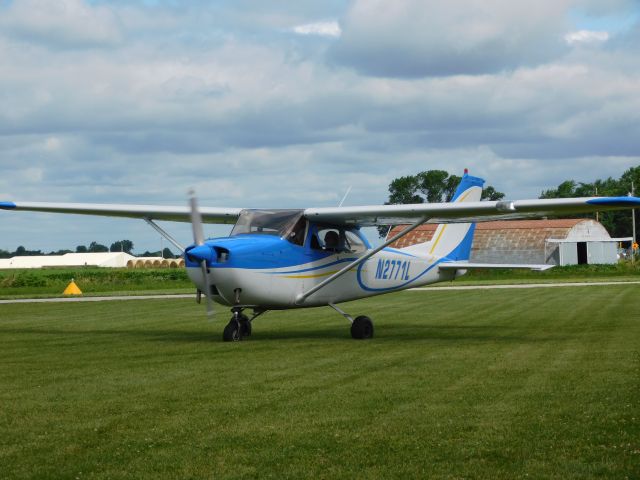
[222,308,264,342]
[223,318,242,342]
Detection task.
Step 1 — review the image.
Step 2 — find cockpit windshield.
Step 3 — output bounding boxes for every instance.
[230,209,305,243]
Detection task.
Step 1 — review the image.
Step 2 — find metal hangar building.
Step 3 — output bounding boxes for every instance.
[389,219,631,266]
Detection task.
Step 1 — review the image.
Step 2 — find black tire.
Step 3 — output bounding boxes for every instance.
[223,320,242,342]
[351,316,374,339]
[240,318,252,336]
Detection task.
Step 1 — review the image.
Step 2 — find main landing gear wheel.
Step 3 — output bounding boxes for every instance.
[351,315,374,340]
[223,319,242,342]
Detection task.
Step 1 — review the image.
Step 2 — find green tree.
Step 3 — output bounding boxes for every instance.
[47,249,72,256]
[482,185,506,201]
[110,240,134,254]
[540,180,578,198]
[419,170,451,202]
[13,246,42,256]
[88,241,109,253]
[76,245,88,253]
[387,176,424,204]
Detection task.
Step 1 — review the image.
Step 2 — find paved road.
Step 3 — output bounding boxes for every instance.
[1,281,638,304]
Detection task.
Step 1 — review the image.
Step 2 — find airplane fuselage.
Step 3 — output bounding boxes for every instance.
[185,231,459,309]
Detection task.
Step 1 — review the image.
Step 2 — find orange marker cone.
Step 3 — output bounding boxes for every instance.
[63,278,83,296]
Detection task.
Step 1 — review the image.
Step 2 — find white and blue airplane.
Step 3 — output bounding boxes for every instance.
[2,170,639,341]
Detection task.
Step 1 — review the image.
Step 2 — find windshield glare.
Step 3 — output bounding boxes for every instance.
[231,209,305,239]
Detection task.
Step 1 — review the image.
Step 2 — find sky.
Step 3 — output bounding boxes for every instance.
[1,0,639,253]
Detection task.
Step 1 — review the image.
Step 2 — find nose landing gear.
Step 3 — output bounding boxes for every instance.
[222,308,265,342]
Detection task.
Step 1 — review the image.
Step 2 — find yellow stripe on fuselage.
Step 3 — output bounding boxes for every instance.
[281,267,361,279]
[282,270,340,279]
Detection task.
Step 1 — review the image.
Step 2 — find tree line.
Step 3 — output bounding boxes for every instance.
[0,240,177,259]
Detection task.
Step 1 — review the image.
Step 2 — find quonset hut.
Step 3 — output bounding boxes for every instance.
[389,219,630,265]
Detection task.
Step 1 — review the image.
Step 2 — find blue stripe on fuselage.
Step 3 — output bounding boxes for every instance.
[266,257,358,275]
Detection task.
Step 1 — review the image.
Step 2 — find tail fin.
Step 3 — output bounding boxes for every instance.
[404,171,485,261]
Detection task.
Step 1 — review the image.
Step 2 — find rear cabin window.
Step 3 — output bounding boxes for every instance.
[312,227,367,254]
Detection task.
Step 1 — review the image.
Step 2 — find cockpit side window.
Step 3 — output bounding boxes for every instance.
[311,226,367,254]
[286,216,307,247]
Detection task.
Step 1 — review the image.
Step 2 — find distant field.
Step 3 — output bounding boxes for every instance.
[1,263,639,299]
[1,287,638,479]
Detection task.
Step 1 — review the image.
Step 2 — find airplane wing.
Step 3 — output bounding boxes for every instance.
[3,197,640,227]
[0,201,242,224]
[303,197,640,226]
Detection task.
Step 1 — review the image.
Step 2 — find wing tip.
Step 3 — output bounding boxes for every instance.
[0,201,16,210]
[587,197,640,207]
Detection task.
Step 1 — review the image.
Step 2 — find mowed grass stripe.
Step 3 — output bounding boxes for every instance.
[0,286,638,479]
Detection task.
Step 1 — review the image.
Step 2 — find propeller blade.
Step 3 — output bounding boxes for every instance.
[189,189,214,317]
[189,190,205,246]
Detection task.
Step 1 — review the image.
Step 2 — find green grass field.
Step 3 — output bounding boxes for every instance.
[1,286,639,479]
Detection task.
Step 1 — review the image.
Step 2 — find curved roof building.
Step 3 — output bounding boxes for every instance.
[389,219,629,265]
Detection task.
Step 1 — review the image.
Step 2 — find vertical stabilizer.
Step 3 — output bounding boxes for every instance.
[403,171,485,261]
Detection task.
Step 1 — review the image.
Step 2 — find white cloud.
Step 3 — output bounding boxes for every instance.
[0,0,123,48]
[330,0,573,77]
[565,30,610,45]
[44,137,62,152]
[292,21,341,38]
[0,1,639,252]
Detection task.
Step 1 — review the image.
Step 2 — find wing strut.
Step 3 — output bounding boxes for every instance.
[295,216,429,305]
[143,218,185,252]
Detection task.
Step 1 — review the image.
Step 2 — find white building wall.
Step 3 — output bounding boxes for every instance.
[0,252,137,269]
[565,220,611,241]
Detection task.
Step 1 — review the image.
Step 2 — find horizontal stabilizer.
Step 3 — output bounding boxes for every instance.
[439,262,553,272]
